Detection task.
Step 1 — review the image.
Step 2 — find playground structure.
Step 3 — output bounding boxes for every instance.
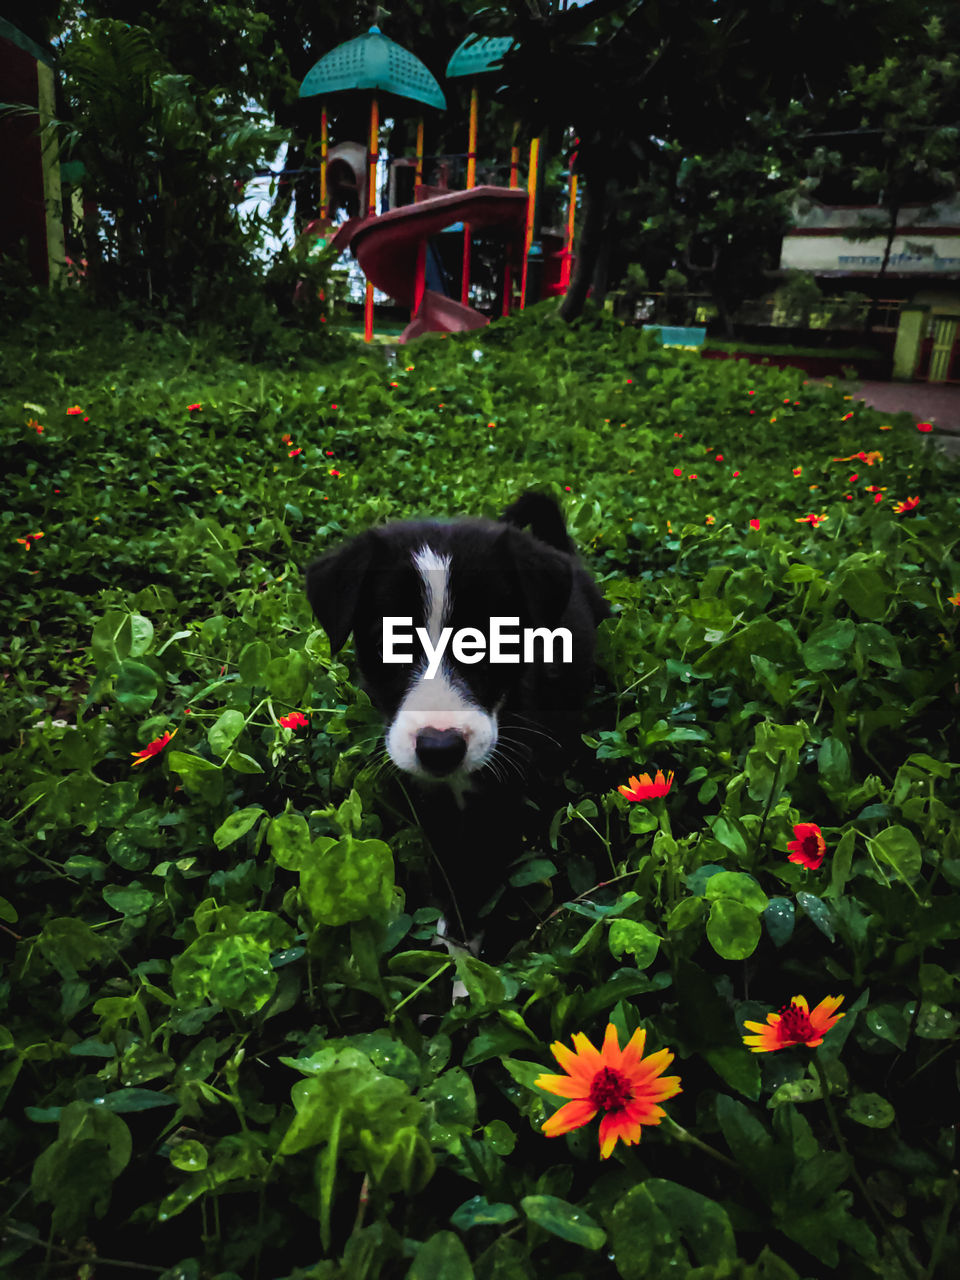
[297,27,577,343]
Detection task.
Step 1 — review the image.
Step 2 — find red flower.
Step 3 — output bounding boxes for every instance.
[673,467,683,477]
[289,447,303,457]
[749,519,760,531]
[66,405,83,416]
[278,711,309,730]
[786,822,826,869]
[131,728,178,767]
[187,402,202,412]
[893,495,920,514]
[618,769,674,802]
[916,422,933,433]
[329,468,341,477]
[743,994,845,1052]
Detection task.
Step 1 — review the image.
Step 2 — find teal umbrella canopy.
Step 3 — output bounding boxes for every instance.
[446,34,516,79]
[300,25,446,109]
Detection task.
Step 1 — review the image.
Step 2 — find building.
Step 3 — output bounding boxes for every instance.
[780,198,960,382]
[0,16,64,286]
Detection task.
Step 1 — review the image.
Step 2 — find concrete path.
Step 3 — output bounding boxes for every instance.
[848,381,960,459]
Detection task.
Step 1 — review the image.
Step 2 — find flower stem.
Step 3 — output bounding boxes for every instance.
[811,1053,920,1277]
[664,1116,738,1170]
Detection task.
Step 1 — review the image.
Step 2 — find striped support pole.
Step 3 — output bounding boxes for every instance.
[502,132,520,317]
[520,136,540,310]
[364,94,379,343]
[461,80,478,307]
[561,141,578,290]
[319,103,328,217]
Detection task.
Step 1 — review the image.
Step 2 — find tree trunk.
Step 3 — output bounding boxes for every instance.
[863,202,900,335]
[559,170,608,323]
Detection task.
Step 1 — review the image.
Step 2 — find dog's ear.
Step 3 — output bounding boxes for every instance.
[305,531,378,653]
[495,525,572,626]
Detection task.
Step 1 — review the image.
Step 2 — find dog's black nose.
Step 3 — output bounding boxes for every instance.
[415,728,467,776]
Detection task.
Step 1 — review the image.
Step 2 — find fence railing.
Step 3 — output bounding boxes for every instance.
[607,291,906,333]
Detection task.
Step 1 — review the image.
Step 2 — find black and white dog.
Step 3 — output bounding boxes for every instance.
[305,492,608,946]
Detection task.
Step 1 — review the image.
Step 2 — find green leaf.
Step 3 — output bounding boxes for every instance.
[208,709,246,757]
[796,891,836,942]
[706,898,761,959]
[450,1195,518,1230]
[407,1231,475,1280]
[608,918,661,967]
[521,1195,606,1250]
[115,659,160,713]
[267,810,315,870]
[801,619,856,672]
[299,835,394,927]
[845,1092,895,1128]
[763,896,795,948]
[212,806,265,850]
[704,871,768,911]
[868,825,922,883]
[102,884,156,917]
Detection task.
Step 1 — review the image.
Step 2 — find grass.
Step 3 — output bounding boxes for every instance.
[1,290,959,1280]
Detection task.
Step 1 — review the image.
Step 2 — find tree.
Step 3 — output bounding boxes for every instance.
[56,17,285,306]
[839,13,959,324]
[484,0,941,322]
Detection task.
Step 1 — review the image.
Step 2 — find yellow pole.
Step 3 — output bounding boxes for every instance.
[562,155,577,290]
[320,102,328,217]
[364,94,379,343]
[461,80,479,307]
[415,117,424,193]
[520,136,540,310]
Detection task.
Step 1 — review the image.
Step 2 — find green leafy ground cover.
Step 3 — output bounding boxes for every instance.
[1,300,959,1279]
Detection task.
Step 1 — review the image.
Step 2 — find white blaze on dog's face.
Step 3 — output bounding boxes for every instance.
[384,545,498,783]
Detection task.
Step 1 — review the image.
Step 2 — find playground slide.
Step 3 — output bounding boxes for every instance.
[330,185,528,337]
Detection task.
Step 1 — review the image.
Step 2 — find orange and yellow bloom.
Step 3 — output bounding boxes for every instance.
[618,769,674,802]
[131,728,178,767]
[786,822,826,869]
[742,994,845,1052]
[893,496,920,514]
[537,1022,682,1159]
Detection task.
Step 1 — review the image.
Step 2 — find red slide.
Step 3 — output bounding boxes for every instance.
[330,186,528,340]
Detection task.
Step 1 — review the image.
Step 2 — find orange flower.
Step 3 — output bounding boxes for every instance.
[536,1023,682,1159]
[795,512,828,527]
[833,450,882,465]
[786,821,826,869]
[278,711,309,730]
[949,591,960,607]
[66,405,83,416]
[742,994,845,1053]
[793,466,802,477]
[131,728,178,767]
[893,496,920,514]
[618,769,674,802]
